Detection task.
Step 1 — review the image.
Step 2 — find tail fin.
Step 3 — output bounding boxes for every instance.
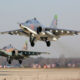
[50,14,58,28]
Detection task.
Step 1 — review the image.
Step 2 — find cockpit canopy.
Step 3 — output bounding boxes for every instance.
[25,18,40,24]
[2,44,14,50]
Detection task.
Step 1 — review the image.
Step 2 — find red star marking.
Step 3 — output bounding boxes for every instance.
[30,24,34,30]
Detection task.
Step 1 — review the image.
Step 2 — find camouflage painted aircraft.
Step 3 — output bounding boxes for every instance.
[0,44,48,64]
[0,15,80,47]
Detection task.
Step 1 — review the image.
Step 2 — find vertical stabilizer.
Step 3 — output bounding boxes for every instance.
[50,14,58,28]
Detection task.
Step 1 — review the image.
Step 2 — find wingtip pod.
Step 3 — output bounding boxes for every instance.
[78,31,80,34]
[0,32,4,34]
[74,31,80,35]
[42,52,50,54]
[0,31,9,34]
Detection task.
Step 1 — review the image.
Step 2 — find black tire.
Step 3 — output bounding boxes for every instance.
[31,41,35,47]
[8,60,11,64]
[46,41,51,47]
[7,57,12,64]
[19,60,22,64]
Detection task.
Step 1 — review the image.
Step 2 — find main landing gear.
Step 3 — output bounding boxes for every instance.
[30,34,51,47]
[7,57,23,64]
[7,60,23,64]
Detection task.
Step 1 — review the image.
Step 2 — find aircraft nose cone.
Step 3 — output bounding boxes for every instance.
[19,23,24,27]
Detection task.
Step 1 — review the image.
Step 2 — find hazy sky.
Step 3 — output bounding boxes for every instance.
[0,0,80,58]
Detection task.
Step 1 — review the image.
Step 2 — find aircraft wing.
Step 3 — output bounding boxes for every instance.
[45,28,80,36]
[0,29,28,36]
[18,50,49,57]
[0,50,9,57]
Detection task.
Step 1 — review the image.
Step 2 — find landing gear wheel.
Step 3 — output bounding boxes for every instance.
[7,57,12,64]
[31,41,35,47]
[8,60,11,64]
[19,60,22,64]
[46,41,51,47]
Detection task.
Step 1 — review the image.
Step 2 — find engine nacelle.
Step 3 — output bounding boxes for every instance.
[12,50,18,56]
[37,26,42,34]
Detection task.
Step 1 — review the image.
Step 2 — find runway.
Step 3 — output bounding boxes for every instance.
[0,68,80,80]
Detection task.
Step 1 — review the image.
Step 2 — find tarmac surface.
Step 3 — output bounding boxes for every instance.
[0,68,80,80]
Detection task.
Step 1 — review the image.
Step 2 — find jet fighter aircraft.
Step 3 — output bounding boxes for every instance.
[0,44,48,64]
[0,15,80,47]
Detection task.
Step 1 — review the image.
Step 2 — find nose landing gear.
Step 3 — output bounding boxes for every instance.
[19,60,22,64]
[30,33,35,47]
[7,57,12,64]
